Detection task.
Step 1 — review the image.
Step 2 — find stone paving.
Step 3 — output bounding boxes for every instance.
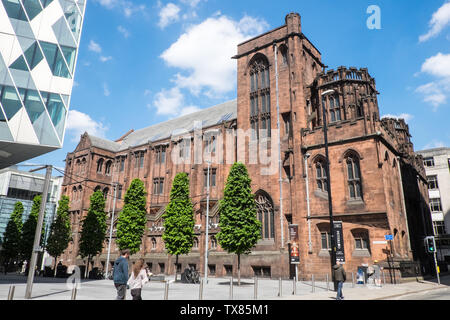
[0,273,449,300]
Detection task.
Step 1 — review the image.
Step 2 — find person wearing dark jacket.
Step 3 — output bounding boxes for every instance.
[332,261,346,300]
[113,249,130,300]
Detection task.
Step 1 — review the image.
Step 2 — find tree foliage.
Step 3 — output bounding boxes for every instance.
[116,179,147,255]
[216,162,261,284]
[162,172,195,257]
[20,195,46,262]
[1,202,24,266]
[79,191,107,261]
[46,196,72,263]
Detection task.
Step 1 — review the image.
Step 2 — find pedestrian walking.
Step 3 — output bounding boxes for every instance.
[373,260,381,287]
[113,249,130,300]
[127,259,149,300]
[332,261,346,300]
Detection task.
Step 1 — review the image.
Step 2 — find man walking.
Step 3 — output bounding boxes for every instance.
[113,249,130,300]
[333,261,346,300]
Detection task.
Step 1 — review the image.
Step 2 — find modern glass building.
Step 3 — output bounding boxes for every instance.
[0,0,85,168]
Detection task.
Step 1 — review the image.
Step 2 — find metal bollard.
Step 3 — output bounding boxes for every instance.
[71,287,77,300]
[164,281,169,300]
[254,276,258,300]
[292,276,297,295]
[229,277,233,300]
[278,277,282,297]
[7,285,15,300]
[199,278,204,300]
[326,274,329,291]
[311,274,315,293]
[352,272,355,288]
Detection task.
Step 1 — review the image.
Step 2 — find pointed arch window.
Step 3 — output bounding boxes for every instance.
[249,55,271,140]
[315,158,328,192]
[346,154,362,199]
[97,158,104,173]
[255,191,275,240]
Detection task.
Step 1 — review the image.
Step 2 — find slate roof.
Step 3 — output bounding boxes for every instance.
[87,99,237,153]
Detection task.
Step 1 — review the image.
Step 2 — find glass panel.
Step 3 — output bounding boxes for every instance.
[355,182,361,198]
[270,210,274,238]
[264,209,269,239]
[60,0,83,41]
[335,96,340,107]
[261,94,266,113]
[336,109,341,121]
[321,233,327,249]
[24,42,43,69]
[329,97,334,109]
[40,0,53,8]
[10,55,28,71]
[261,70,265,88]
[347,160,353,179]
[317,180,322,190]
[0,120,14,141]
[266,93,270,112]
[265,69,269,87]
[53,48,70,78]
[324,179,328,192]
[355,239,362,249]
[349,183,355,198]
[354,161,360,179]
[45,93,66,140]
[254,72,259,91]
[23,90,44,123]
[250,73,255,92]
[1,86,22,120]
[330,110,335,122]
[61,46,76,73]
[40,41,57,71]
[2,0,27,21]
[22,0,43,20]
[316,164,322,178]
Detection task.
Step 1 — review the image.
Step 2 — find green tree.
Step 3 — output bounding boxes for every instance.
[1,202,24,273]
[162,172,195,281]
[20,195,46,267]
[216,162,261,285]
[116,179,147,255]
[79,191,107,278]
[46,195,72,276]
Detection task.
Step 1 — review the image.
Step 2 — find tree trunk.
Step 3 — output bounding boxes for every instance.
[238,254,241,286]
[53,257,58,277]
[175,255,179,282]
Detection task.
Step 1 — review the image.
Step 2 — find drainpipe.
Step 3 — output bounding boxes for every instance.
[304,153,312,253]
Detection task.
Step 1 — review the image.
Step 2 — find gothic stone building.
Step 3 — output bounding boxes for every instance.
[61,13,434,279]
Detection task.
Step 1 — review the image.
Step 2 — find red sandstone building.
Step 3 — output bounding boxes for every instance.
[61,13,434,279]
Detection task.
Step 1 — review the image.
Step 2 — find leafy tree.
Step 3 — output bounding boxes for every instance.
[46,195,72,276]
[1,202,24,273]
[79,191,107,278]
[116,179,147,255]
[20,195,46,267]
[162,172,195,281]
[216,162,261,285]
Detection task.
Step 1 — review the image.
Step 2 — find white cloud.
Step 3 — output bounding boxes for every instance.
[421,52,450,78]
[419,2,450,42]
[158,3,181,29]
[66,110,108,141]
[100,55,112,62]
[95,0,145,18]
[180,0,203,8]
[416,53,450,110]
[152,87,184,116]
[103,83,110,96]
[88,40,102,53]
[117,25,130,38]
[381,113,414,123]
[160,14,269,96]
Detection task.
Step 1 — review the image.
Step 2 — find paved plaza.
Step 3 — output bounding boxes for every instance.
[0,274,449,300]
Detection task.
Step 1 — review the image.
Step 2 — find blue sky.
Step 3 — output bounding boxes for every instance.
[27,0,450,170]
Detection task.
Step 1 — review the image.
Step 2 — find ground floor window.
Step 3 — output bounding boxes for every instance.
[224,265,233,276]
[208,264,216,275]
[252,266,271,278]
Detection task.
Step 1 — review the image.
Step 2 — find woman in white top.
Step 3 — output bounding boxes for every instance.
[127,258,149,300]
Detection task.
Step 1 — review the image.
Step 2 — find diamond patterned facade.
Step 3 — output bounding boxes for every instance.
[0,0,85,168]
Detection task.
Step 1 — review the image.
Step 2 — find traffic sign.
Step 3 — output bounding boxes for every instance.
[385,235,393,241]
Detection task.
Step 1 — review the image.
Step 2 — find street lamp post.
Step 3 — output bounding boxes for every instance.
[105,183,118,279]
[204,160,211,284]
[321,89,337,285]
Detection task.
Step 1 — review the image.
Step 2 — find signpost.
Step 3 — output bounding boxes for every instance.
[333,221,345,263]
[288,224,299,282]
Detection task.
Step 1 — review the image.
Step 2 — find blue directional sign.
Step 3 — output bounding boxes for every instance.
[385,235,393,241]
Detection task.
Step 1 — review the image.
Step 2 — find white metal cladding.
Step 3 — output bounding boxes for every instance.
[0,0,85,149]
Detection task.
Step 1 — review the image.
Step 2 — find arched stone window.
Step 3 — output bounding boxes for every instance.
[97,158,104,173]
[105,160,112,176]
[345,152,362,199]
[351,228,370,256]
[103,187,109,200]
[323,94,341,123]
[77,185,82,201]
[151,237,157,250]
[193,237,199,249]
[81,158,86,173]
[255,190,275,240]
[279,45,288,65]
[210,236,217,249]
[314,157,328,192]
[249,54,271,140]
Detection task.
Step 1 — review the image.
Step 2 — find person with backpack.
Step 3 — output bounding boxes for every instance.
[332,260,347,300]
[127,258,149,300]
[113,249,130,300]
